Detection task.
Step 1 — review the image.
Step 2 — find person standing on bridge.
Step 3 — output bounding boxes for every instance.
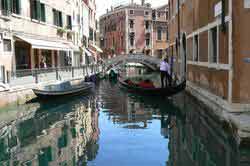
[160,58,171,88]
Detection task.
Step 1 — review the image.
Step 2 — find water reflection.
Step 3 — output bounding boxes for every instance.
[0,72,250,165]
[0,95,100,166]
[168,93,250,166]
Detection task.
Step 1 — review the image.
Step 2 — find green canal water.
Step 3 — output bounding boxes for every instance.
[0,67,250,166]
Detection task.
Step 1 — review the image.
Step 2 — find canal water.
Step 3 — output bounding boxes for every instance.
[0,67,250,166]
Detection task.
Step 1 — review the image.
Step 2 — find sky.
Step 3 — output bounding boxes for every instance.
[96,0,168,18]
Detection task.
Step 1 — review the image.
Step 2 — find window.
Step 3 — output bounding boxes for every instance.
[129,20,134,29]
[30,0,40,20]
[146,50,150,56]
[1,0,21,15]
[193,35,199,61]
[129,32,135,46]
[145,21,150,30]
[157,49,163,58]
[12,0,21,14]
[152,10,156,20]
[157,12,161,18]
[67,15,72,30]
[3,39,11,52]
[89,28,94,41]
[145,33,150,46]
[157,27,162,40]
[210,27,218,63]
[53,9,63,27]
[129,10,134,15]
[145,11,149,16]
[30,1,46,22]
[40,3,45,22]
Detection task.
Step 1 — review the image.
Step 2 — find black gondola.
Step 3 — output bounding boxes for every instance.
[119,79,186,96]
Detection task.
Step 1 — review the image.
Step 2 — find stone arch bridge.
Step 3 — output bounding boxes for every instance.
[104,54,161,71]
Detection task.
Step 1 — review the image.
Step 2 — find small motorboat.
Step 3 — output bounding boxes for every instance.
[119,79,186,97]
[33,79,94,98]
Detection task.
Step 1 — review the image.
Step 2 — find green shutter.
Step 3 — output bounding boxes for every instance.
[7,0,11,14]
[31,0,35,19]
[40,3,45,22]
[36,0,41,20]
[16,0,21,14]
[52,9,56,25]
[59,12,63,27]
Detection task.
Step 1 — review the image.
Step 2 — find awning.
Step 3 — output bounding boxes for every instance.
[90,44,103,53]
[15,35,70,51]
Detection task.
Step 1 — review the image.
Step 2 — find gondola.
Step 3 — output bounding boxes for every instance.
[119,79,186,97]
[33,78,94,98]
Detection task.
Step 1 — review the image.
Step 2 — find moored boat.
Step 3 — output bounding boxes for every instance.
[119,79,186,97]
[33,79,94,98]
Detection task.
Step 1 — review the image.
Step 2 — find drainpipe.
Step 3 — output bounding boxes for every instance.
[177,0,182,79]
[177,0,180,42]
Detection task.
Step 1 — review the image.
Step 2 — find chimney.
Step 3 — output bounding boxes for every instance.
[106,8,108,13]
[131,0,134,4]
[111,6,114,11]
[141,0,145,6]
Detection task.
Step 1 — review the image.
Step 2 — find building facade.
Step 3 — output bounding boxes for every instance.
[0,0,98,81]
[152,5,169,59]
[167,0,250,108]
[99,1,169,58]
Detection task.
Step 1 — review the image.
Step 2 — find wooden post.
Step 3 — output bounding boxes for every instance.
[56,67,59,80]
[72,67,74,78]
[35,69,38,84]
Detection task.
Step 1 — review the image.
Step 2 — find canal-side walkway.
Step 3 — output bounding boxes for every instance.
[0,65,103,108]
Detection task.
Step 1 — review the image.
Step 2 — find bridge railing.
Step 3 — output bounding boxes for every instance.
[104,54,161,71]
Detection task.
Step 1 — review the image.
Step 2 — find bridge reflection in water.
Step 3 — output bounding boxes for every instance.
[0,73,250,165]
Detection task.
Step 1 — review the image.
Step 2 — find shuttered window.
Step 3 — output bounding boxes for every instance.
[30,0,45,22]
[1,0,11,16]
[40,3,45,22]
[67,15,72,30]
[12,0,21,14]
[1,0,22,15]
[30,0,40,20]
[53,9,63,27]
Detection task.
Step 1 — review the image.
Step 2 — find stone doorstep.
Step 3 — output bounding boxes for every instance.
[186,81,250,144]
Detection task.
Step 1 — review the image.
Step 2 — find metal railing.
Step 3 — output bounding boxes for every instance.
[9,64,104,87]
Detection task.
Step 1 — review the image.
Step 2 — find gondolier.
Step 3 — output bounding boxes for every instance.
[160,58,171,88]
